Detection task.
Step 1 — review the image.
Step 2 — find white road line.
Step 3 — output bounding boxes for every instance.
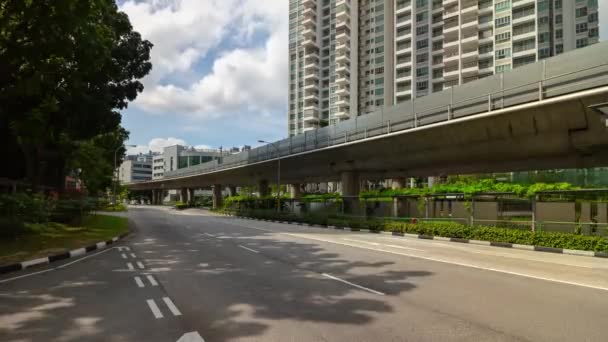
[177,331,205,342]
[130,253,137,258]
[289,233,608,293]
[163,297,182,316]
[147,299,164,319]
[127,262,134,270]
[121,253,127,259]
[203,233,214,237]
[209,219,608,292]
[125,246,131,251]
[322,273,385,296]
[134,276,145,288]
[238,245,259,254]
[136,261,145,269]
[146,275,158,286]
[343,238,423,251]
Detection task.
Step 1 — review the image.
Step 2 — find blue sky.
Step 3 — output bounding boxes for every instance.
[119,0,608,154]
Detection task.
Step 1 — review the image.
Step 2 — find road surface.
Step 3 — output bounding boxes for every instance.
[1,206,607,341]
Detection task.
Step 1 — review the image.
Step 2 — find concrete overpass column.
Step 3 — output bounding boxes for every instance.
[340,171,360,214]
[258,180,270,198]
[155,190,161,205]
[428,176,436,188]
[180,188,188,203]
[391,178,406,190]
[212,184,223,209]
[187,188,194,205]
[151,190,157,205]
[290,184,302,199]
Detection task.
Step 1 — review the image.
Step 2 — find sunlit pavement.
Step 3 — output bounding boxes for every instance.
[1,206,607,341]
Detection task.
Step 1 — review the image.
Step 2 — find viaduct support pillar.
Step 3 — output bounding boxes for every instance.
[152,190,157,205]
[187,188,194,205]
[290,184,301,199]
[340,171,360,215]
[212,184,223,210]
[258,180,270,198]
[180,188,188,203]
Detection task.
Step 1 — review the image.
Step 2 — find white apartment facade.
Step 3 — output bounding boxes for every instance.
[289,0,600,136]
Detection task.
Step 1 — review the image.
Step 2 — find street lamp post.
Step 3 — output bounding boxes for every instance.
[258,140,281,212]
[113,144,136,205]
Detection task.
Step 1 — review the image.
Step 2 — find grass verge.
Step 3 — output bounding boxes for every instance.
[0,215,129,266]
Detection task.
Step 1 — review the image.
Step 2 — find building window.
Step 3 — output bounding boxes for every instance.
[576,7,587,18]
[416,81,428,91]
[495,16,511,28]
[576,38,588,48]
[576,23,588,34]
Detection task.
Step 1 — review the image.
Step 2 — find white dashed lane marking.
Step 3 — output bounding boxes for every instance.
[127,263,134,271]
[146,275,159,286]
[163,297,182,316]
[147,299,163,319]
[238,245,259,254]
[136,262,145,269]
[134,276,144,288]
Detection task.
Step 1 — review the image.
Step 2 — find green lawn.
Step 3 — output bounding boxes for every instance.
[0,215,129,266]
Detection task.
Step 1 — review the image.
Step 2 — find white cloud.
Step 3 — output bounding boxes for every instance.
[127,137,187,154]
[119,0,288,123]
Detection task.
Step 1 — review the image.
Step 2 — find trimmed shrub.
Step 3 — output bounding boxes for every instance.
[175,201,189,210]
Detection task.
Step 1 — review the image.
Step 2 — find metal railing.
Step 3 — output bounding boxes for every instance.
[160,43,608,180]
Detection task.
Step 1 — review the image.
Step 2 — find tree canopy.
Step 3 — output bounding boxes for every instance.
[0,0,152,192]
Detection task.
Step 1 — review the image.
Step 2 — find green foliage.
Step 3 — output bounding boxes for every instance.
[302,193,342,202]
[174,201,189,210]
[233,209,608,253]
[101,203,127,212]
[360,179,577,199]
[0,0,152,190]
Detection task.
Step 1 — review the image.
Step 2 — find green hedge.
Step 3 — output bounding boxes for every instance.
[383,221,608,252]
[175,201,189,210]
[231,209,608,253]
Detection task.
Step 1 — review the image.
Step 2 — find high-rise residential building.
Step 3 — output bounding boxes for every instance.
[288,0,599,137]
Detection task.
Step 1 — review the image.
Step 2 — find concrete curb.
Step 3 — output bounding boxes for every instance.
[0,232,130,275]
[228,214,608,259]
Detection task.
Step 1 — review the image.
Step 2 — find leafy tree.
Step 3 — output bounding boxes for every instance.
[0,0,152,190]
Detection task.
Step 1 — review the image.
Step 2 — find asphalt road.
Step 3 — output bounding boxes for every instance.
[1,206,608,342]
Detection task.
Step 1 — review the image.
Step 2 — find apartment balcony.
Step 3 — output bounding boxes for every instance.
[395,73,412,82]
[302,0,316,9]
[444,67,460,80]
[443,21,459,34]
[461,18,478,31]
[461,48,478,61]
[335,52,350,63]
[395,87,412,95]
[303,108,320,122]
[513,47,535,59]
[461,60,479,76]
[302,38,318,48]
[461,32,479,46]
[478,48,494,59]
[335,87,349,96]
[303,93,319,103]
[303,71,318,80]
[333,108,350,118]
[461,4,478,15]
[443,6,459,19]
[302,28,316,39]
[304,51,319,63]
[335,31,349,44]
[302,17,317,30]
[334,97,349,107]
[513,29,536,41]
[335,62,349,73]
[396,16,412,28]
[478,1,493,14]
[334,76,349,85]
[303,82,317,90]
[512,0,535,9]
[444,51,460,64]
[513,10,536,25]
[443,38,459,49]
[478,18,493,30]
[478,61,494,74]
[478,32,494,44]
[335,19,351,30]
[335,42,350,54]
[443,0,458,5]
[335,0,349,7]
[302,7,316,18]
